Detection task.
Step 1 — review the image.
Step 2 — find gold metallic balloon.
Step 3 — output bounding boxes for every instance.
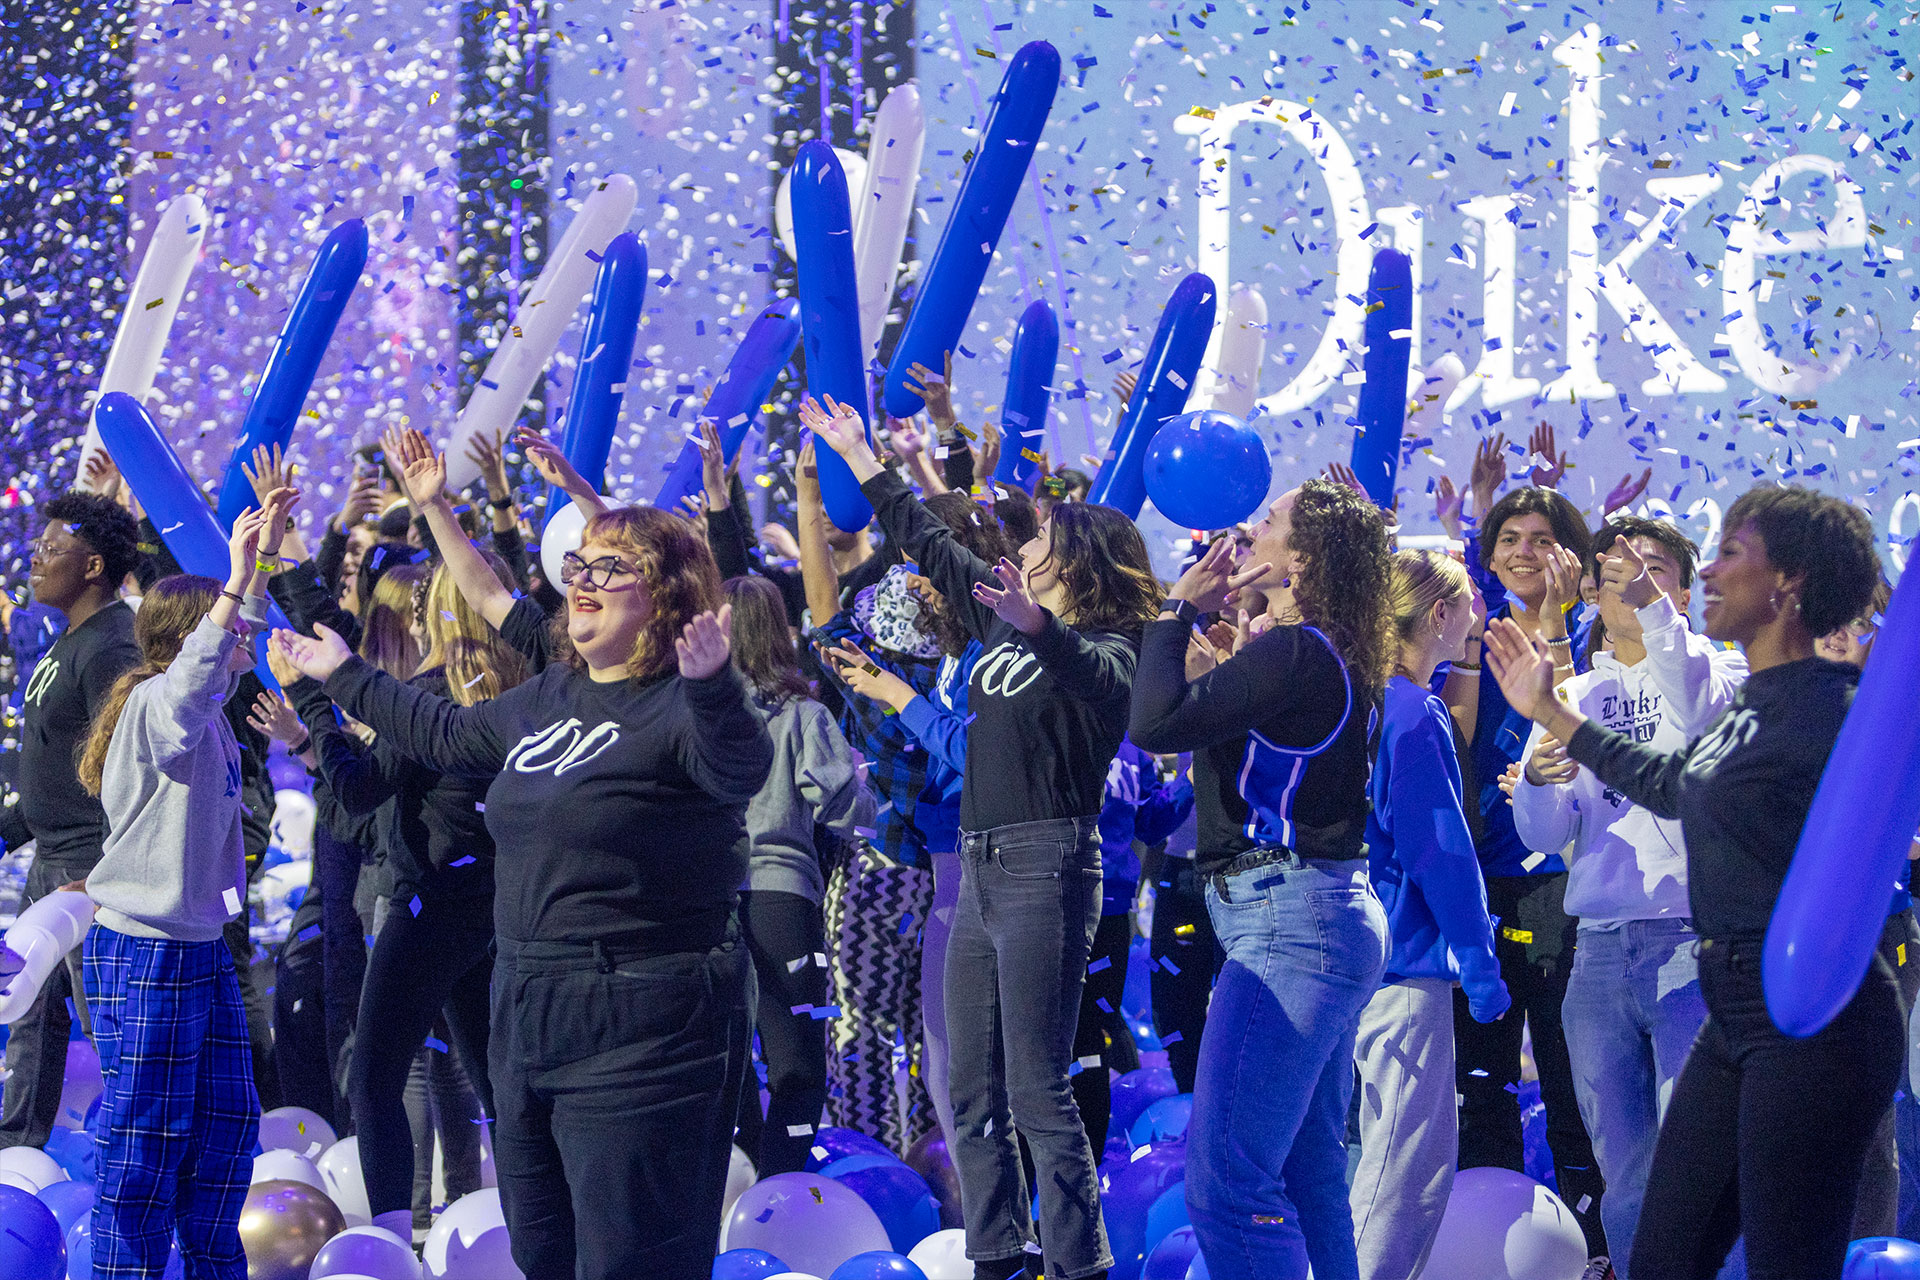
[239,1178,347,1280]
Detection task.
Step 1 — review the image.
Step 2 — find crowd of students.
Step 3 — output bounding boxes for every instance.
[0,369,1905,1280]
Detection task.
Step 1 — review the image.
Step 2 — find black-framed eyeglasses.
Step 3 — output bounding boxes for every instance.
[29,539,81,561]
[559,552,639,591]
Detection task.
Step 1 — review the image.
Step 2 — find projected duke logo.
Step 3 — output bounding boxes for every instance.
[1179,22,1872,417]
[507,718,622,776]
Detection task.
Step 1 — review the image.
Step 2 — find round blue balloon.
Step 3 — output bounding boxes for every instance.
[1101,1140,1187,1280]
[1140,1179,1190,1262]
[1142,1226,1202,1280]
[64,1217,90,1280]
[1108,1067,1180,1147]
[43,1127,95,1185]
[827,1251,929,1280]
[1142,410,1272,532]
[713,1247,791,1280]
[0,1184,65,1280]
[37,1180,95,1235]
[819,1154,940,1254]
[804,1126,896,1171]
[1130,1094,1195,1150]
[1185,1248,1211,1280]
[1846,1236,1920,1279]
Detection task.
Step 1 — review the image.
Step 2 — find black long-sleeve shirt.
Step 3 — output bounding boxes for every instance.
[1566,655,1858,941]
[323,654,773,952]
[1130,618,1370,877]
[0,602,139,863]
[289,670,496,905]
[861,470,1135,832]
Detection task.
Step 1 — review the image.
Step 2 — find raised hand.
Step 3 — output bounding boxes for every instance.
[389,428,447,509]
[272,623,354,683]
[1599,535,1659,610]
[256,484,300,563]
[228,506,272,585]
[1169,537,1269,617]
[1322,461,1366,496]
[1434,474,1464,538]
[696,418,729,510]
[241,443,296,505]
[336,469,382,533]
[1541,544,1585,616]
[886,416,928,461]
[82,450,124,503]
[246,691,307,749]
[675,605,733,680]
[677,491,710,539]
[1469,432,1509,518]
[977,417,1002,481]
[464,428,511,503]
[797,395,872,464]
[971,556,1047,636]
[1527,422,1568,490]
[903,353,955,425]
[794,435,822,506]
[1603,467,1653,517]
[1482,617,1559,723]
[1523,733,1579,787]
[1112,369,1138,408]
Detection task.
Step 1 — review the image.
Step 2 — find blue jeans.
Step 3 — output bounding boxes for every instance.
[946,816,1110,1278]
[1562,919,1708,1277]
[1187,855,1388,1280]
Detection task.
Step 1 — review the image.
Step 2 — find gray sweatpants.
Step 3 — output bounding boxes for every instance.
[1349,978,1458,1280]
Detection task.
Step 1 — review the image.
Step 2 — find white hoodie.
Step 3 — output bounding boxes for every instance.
[1512,594,1749,925]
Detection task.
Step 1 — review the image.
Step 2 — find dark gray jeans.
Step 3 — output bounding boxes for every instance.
[945,815,1111,1279]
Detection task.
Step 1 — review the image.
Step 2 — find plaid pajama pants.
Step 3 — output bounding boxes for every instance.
[84,925,260,1280]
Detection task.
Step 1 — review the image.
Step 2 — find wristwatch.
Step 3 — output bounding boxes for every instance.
[1163,598,1201,627]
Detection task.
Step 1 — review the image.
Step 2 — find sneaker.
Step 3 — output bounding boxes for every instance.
[1581,1259,1616,1280]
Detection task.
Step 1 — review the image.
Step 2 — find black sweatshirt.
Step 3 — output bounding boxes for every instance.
[290,670,496,905]
[1130,618,1371,877]
[0,602,140,864]
[1567,655,1858,942]
[861,470,1136,832]
[323,654,773,952]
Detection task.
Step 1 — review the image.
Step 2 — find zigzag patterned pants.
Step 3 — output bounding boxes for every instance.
[822,846,937,1157]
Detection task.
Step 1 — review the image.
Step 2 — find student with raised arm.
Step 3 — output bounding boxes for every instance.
[1512,517,1746,1280]
[77,489,294,1279]
[273,505,772,1280]
[807,394,1162,1280]
[1482,485,1897,1280]
[1130,483,1394,1280]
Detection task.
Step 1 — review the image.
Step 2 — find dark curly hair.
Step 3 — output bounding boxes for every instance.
[551,506,723,681]
[1480,485,1594,571]
[920,492,1013,657]
[1724,485,1880,637]
[1041,502,1163,638]
[43,491,141,587]
[1287,479,1395,706]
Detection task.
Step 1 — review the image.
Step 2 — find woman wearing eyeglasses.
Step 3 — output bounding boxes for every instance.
[273,502,774,1280]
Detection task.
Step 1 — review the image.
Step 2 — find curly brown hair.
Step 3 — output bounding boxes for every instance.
[550,506,724,681]
[1286,479,1395,706]
[1040,502,1164,637]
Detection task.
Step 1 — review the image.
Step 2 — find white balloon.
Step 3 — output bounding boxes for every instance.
[852,85,925,362]
[270,788,318,858]
[250,1148,325,1192]
[0,1145,68,1193]
[538,496,615,589]
[309,1224,424,1280]
[55,1039,102,1130]
[258,1105,337,1161]
[0,892,95,1023]
[317,1135,374,1225]
[424,1188,523,1280]
[1421,1167,1588,1280]
[723,1145,757,1217]
[774,147,869,263]
[762,1274,825,1280]
[906,1227,972,1280]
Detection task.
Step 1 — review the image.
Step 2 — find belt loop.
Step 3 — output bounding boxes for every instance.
[593,940,614,974]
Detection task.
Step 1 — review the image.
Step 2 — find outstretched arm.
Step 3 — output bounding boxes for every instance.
[391,427,517,630]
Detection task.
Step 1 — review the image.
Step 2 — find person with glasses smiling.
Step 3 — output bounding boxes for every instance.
[272,492,773,1280]
[0,490,143,1154]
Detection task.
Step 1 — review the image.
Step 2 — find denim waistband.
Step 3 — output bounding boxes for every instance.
[1207,847,1365,899]
[958,814,1098,855]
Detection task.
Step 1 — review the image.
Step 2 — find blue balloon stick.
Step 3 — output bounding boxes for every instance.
[1087,273,1218,519]
[654,298,801,514]
[1350,249,1414,508]
[993,300,1058,494]
[546,233,647,529]
[793,142,875,533]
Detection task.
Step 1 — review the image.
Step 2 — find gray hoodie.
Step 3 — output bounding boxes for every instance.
[87,601,262,942]
[743,693,875,902]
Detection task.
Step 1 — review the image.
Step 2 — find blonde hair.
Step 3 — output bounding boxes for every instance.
[551,506,722,682]
[80,575,222,796]
[359,562,429,680]
[420,553,529,705]
[1388,549,1470,672]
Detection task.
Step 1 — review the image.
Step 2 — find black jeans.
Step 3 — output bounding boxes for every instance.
[1631,935,1903,1280]
[319,829,370,1109]
[274,890,337,1126]
[0,855,91,1149]
[404,1018,485,1227]
[1852,909,1920,1239]
[1070,911,1135,1154]
[349,891,494,1218]
[947,816,1110,1279]
[736,889,829,1176]
[492,934,751,1280]
[1150,855,1223,1094]
[223,908,281,1113]
[1454,872,1606,1253]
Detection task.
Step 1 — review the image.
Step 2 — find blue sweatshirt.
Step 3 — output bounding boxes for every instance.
[1098,740,1194,916]
[1367,676,1506,1017]
[892,641,980,857]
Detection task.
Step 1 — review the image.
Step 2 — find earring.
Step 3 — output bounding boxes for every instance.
[1769,590,1780,613]
[1279,576,1292,589]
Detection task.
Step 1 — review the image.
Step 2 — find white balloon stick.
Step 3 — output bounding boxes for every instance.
[444,173,638,493]
[1199,283,1267,418]
[77,194,208,491]
[0,891,94,1023]
[852,84,925,366]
